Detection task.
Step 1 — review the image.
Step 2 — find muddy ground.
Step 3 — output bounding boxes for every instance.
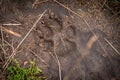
[0,0,120,80]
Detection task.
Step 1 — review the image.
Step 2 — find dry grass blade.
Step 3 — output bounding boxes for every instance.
[1,26,5,43]
[1,9,47,75]
[104,38,120,55]
[2,23,21,26]
[48,51,58,65]
[55,0,82,17]
[3,39,15,51]
[32,0,49,8]
[0,26,22,37]
[0,45,7,56]
[53,40,62,80]
[0,27,7,58]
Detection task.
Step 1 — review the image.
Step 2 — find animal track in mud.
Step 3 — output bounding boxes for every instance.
[34,11,76,53]
[32,10,120,79]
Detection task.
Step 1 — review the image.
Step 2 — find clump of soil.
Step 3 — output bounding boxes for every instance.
[0,0,120,80]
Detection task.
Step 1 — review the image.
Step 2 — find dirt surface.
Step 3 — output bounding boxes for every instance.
[0,0,120,80]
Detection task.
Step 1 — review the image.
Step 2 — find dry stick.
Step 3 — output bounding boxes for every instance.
[104,38,120,55]
[2,10,47,71]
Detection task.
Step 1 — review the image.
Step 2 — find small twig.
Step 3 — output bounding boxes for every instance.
[2,9,47,74]
[53,40,62,80]
[104,38,120,55]
[0,26,22,37]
